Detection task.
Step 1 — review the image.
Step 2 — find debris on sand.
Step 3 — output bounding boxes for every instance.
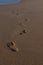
[7,41,19,52]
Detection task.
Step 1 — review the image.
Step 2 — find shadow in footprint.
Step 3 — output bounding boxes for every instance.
[19,29,27,35]
[7,42,19,52]
[25,18,28,21]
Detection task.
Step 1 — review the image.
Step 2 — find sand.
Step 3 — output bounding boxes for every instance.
[0,0,43,65]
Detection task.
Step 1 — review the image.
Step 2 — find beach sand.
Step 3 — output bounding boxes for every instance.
[0,0,43,65]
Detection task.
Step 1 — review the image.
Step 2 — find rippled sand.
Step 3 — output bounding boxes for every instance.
[0,0,43,65]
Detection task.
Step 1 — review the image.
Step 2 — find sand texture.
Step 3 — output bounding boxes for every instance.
[0,0,43,65]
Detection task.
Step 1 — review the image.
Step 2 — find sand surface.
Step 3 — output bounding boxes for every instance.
[0,0,43,65]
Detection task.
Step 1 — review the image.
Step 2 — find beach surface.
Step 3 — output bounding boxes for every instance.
[0,0,43,65]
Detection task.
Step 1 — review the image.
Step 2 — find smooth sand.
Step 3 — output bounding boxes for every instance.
[0,0,43,65]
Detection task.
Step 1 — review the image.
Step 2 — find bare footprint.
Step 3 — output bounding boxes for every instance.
[22,29,27,33]
[19,32,23,35]
[19,29,27,35]
[25,18,28,21]
[7,41,19,52]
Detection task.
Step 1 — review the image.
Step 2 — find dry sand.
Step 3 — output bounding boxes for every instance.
[0,0,43,65]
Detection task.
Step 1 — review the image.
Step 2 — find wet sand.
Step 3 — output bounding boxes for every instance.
[0,0,43,65]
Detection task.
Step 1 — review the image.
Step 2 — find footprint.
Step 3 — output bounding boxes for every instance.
[22,29,27,33]
[19,32,23,35]
[19,22,26,27]
[19,29,27,35]
[7,41,19,52]
[25,18,28,21]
